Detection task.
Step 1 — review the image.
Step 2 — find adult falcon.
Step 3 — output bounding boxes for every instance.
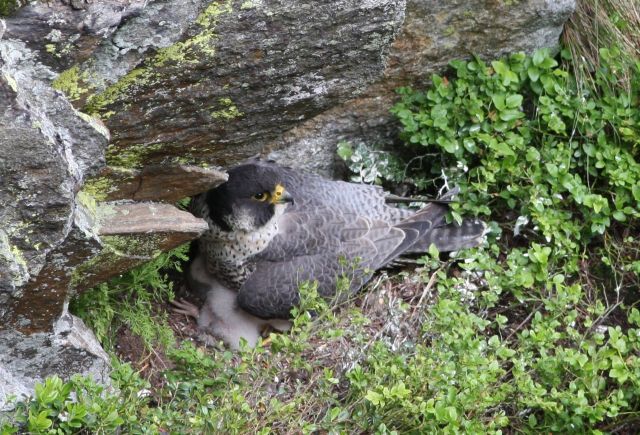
[172,159,486,348]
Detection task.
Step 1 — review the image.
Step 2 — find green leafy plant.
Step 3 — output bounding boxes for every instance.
[2,363,151,434]
[389,48,640,242]
[70,244,188,351]
[337,47,640,431]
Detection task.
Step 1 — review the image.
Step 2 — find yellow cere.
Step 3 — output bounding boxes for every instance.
[271,183,286,204]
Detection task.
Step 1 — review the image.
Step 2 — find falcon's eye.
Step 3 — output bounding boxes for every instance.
[254,192,269,201]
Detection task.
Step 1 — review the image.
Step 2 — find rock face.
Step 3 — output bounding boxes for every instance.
[45,0,407,171]
[0,36,108,307]
[0,0,575,408]
[0,311,111,412]
[270,0,577,175]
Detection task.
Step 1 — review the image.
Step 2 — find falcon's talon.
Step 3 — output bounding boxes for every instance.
[170,298,200,319]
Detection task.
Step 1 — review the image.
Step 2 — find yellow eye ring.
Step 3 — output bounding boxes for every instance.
[254,192,269,201]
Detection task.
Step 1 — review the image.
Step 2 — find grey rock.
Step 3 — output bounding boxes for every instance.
[0,366,30,412]
[2,207,103,333]
[2,198,209,334]
[71,202,209,290]
[64,0,407,173]
[0,310,111,411]
[269,0,576,176]
[3,0,148,71]
[0,36,108,296]
[81,0,205,96]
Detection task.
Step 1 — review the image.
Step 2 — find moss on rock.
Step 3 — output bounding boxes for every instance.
[210,97,243,120]
[80,177,118,203]
[105,142,166,169]
[52,66,91,102]
[82,0,233,118]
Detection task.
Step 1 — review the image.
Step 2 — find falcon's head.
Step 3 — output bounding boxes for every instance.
[204,163,294,232]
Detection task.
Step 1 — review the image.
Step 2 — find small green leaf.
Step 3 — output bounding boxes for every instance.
[518,270,534,288]
[532,49,546,66]
[492,94,506,111]
[583,142,595,157]
[436,136,459,154]
[506,94,523,108]
[428,243,440,259]
[28,410,52,431]
[539,56,558,69]
[547,113,566,133]
[629,308,640,326]
[527,66,541,81]
[499,109,524,121]
[619,127,635,137]
[526,147,540,162]
[612,210,626,222]
[545,163,558,177]
[337,141,353,161]
[491,60,509,76]
[365,390,384,406]
[490,141,516,157]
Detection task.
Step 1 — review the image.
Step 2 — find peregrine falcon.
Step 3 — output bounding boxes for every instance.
[172,159,486,348]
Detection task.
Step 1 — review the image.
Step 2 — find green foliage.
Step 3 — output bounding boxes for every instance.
[1,363,151,434]
[337,48,640,432]
[70,244,189,351]
[344,253,640,432]
[389,48,640,244]
[0,0,19,17]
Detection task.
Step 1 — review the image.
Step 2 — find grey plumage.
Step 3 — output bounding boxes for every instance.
[191,159,486,321]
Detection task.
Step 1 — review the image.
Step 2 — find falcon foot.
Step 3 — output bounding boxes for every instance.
[170,298,200,319]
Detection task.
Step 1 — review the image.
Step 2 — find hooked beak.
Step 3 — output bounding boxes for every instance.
[278,189,294,205]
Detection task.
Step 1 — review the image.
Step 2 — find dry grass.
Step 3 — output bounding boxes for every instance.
[562,0,640,89]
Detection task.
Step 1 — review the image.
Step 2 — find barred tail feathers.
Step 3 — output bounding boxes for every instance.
[410,218,487,253]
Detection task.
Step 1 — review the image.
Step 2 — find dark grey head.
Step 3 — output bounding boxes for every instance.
[205,163,294,232]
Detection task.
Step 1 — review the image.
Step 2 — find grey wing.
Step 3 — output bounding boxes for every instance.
[238,204,430,318]
[237,253,344,319]
[255,206,421,271]
[275,164,412,223]
[236,208,421,319]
